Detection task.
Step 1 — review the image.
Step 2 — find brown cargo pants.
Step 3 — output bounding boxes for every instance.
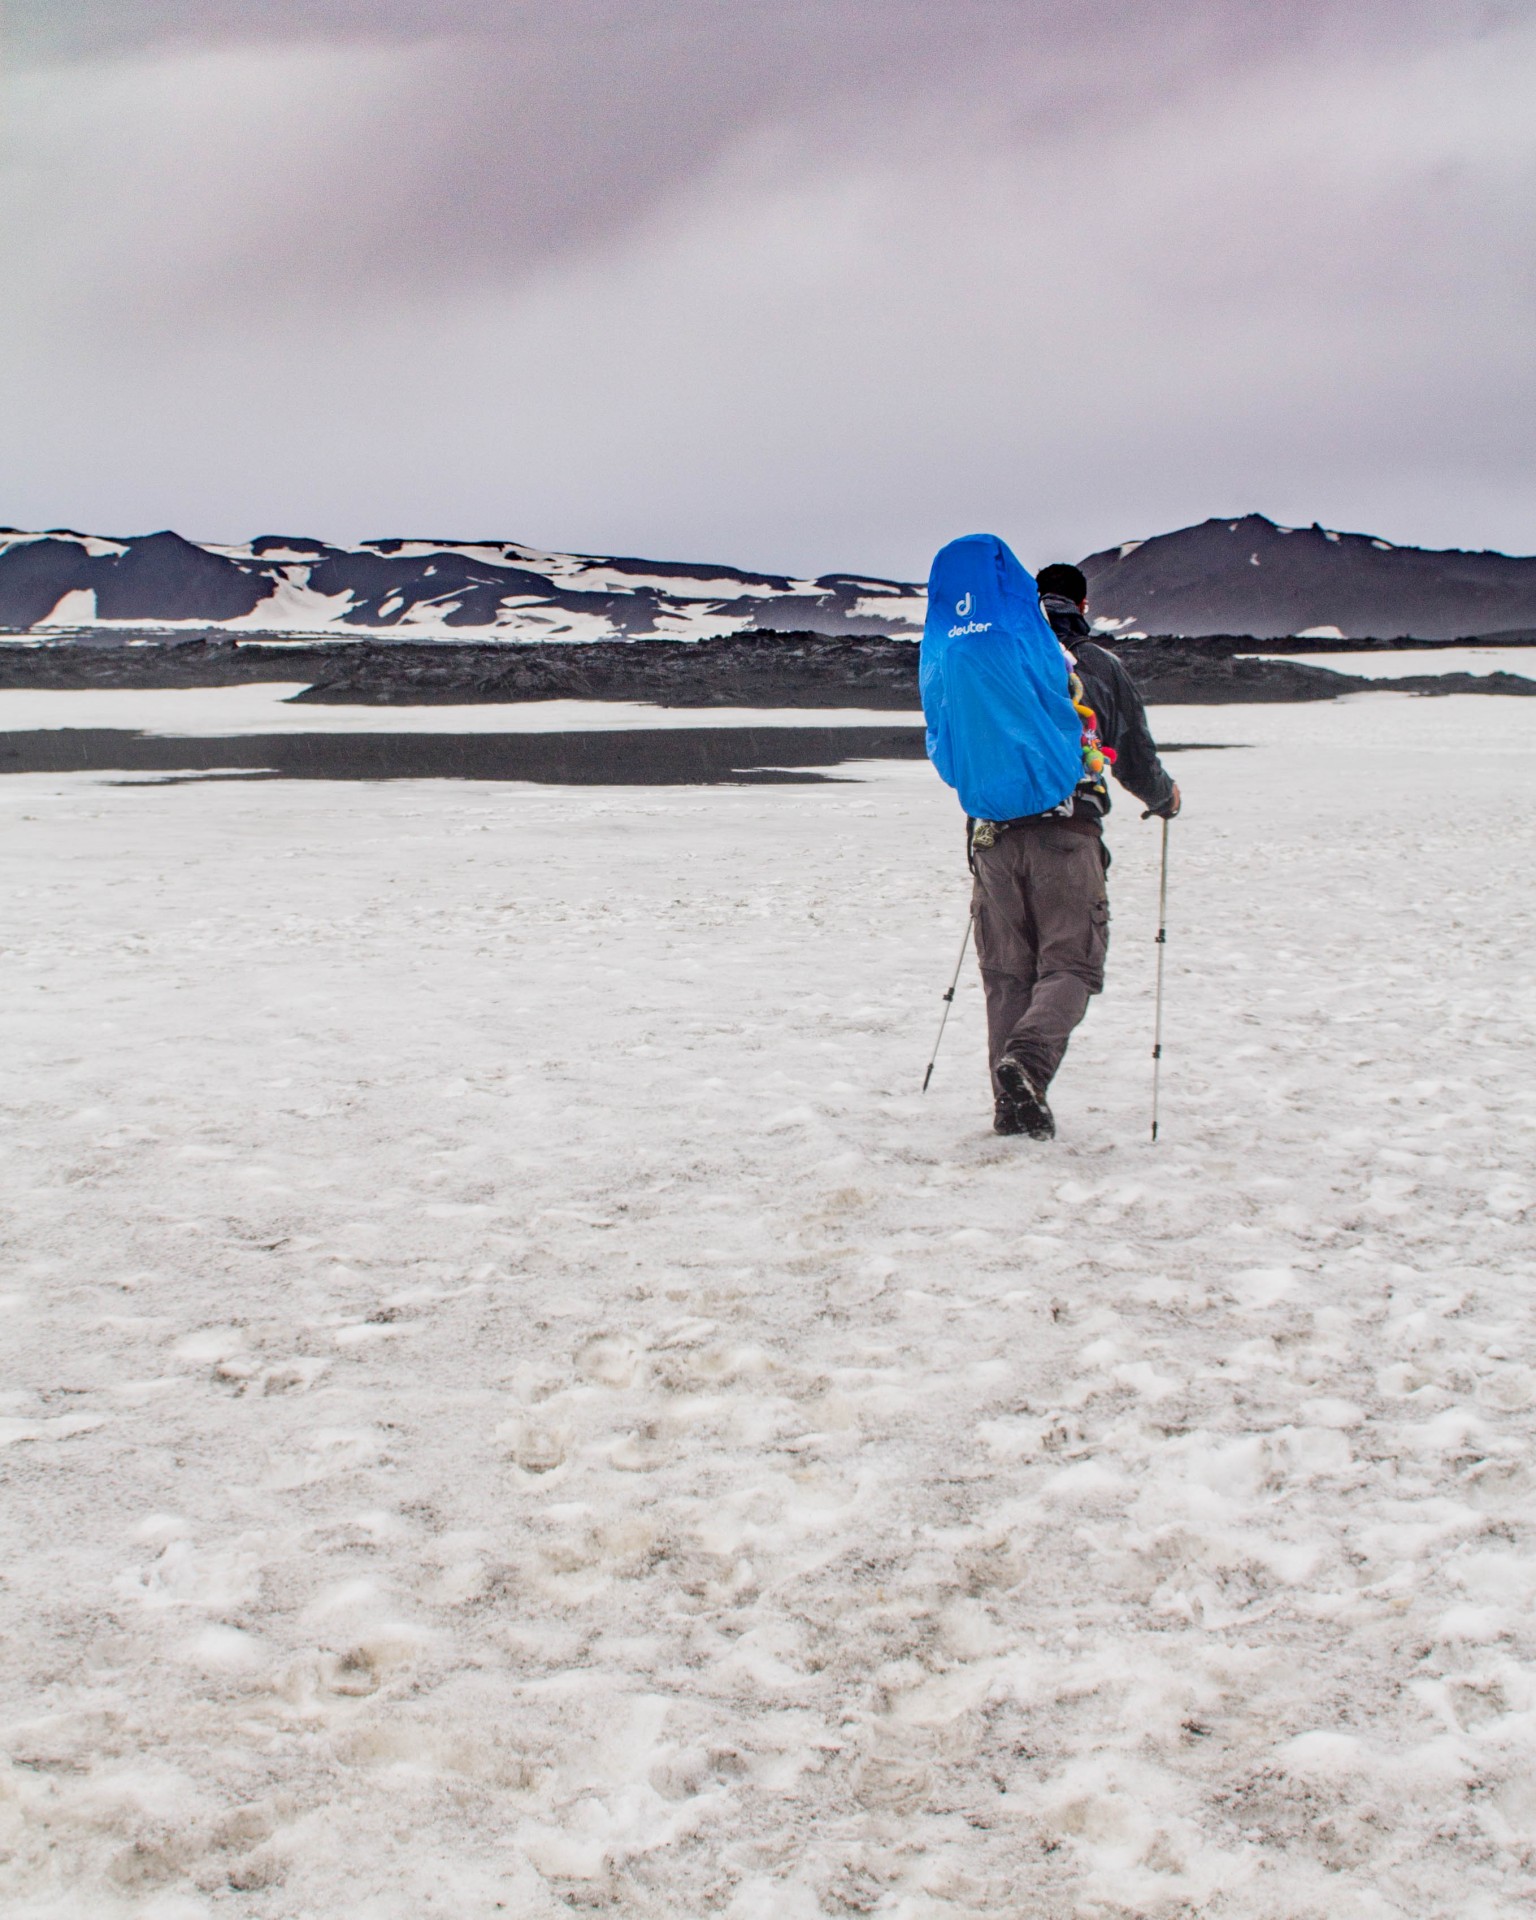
[970,821,1109,1097]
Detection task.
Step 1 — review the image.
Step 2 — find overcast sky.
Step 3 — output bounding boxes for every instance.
[3,1,1533,576]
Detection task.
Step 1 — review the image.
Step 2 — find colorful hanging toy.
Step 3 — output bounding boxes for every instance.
[1068,670,1117,783]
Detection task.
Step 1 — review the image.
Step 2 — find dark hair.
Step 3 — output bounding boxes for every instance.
[1036,563,1087,603]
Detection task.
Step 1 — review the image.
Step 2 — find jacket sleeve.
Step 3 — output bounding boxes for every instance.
[1080,644,1176,815]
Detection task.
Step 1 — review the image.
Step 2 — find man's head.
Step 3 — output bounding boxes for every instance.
[1036,563,1088,608]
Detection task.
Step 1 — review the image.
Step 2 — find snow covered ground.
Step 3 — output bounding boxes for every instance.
[1246,647,1535,680]
[0,687,924,738]
[2,692,1535,1919]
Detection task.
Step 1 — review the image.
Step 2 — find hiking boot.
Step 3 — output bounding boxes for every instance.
[993,1098,1028,1136]
[996,1056,1055,1140]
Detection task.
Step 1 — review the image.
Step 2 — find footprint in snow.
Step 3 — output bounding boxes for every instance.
[576,1334,641,1387]
[498,1418,569,1475]
[609,1429,670,1471]
[852,1752,932,1814]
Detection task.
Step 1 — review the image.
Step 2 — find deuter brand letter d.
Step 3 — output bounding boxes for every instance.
[955,592,972,617]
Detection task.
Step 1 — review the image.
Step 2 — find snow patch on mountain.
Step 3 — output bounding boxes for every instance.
[36,588,99,627]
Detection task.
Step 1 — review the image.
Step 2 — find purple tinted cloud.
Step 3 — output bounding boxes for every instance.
[10,1,1504,297]
[3,1,1533,571]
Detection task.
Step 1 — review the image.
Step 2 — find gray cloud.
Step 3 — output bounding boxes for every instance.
[2,1,1533,572]
[9,2,1506,301]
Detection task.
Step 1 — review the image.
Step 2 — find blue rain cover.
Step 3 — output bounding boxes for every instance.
[920,533,1083,821]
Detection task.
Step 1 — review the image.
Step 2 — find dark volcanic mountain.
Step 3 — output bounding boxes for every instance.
[0,529,923,642]
[1080,515,1536,641]
[3,515,1533,643]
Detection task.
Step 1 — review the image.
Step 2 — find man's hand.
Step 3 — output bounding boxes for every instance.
[1144,782,1181,820]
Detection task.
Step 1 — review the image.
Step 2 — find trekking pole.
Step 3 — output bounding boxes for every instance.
[922,912,973,1092]
[1150,817,1170,1142]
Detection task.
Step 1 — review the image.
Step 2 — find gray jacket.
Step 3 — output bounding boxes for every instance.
[1039,593,1176,818]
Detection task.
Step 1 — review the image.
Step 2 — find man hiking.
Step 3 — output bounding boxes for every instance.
[920,537,1179,1139]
